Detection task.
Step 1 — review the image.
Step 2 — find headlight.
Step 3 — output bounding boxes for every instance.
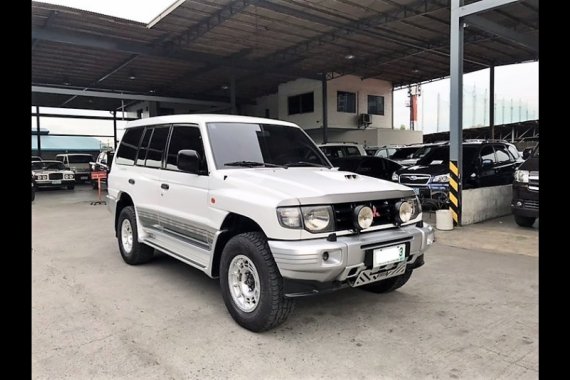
[391,172,399,182]
[301,206,334,233]
[64,174,74,179]
[354,205,373,230]
[395,200,415,224]
[39,175,48,180]
[514,170,529,183]
[277,207,302,229]
[432,174,450,183]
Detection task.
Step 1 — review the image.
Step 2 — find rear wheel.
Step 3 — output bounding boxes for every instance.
[117,206,154,265]
[219,232,294,332]
[515,215,535,227]
[360,268,413,293]
[67,185,75,190]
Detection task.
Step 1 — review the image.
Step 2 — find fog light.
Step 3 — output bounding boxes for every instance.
[322,252,329,261]
[516,201,523,207]
[321,249,342,266]
[354,205,373,230]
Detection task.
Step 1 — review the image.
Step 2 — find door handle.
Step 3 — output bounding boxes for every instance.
[161,183,170,190]
[128,179,135,185]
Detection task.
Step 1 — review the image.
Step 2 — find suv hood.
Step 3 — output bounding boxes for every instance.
[518,157,538,171]
[395,163,447,177]
[392,158,420,167]
[217,168,414,205]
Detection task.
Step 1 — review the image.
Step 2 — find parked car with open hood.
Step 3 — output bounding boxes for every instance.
[107,115,434,332]
[511,143,538,227]
[331,156,403,182]
[32,160,75,190]
[393,141,520,206]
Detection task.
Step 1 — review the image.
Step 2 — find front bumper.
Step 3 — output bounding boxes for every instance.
[511,183,539,218]
[73,172,91,182]
[268,223,434,295]
[35,179,75,187]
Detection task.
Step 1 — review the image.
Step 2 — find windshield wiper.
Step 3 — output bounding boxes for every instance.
[283,161,327,168]
[224,161,286,168]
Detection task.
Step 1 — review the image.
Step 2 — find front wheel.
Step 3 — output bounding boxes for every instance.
[117,206,154,265]
[219,232,294,332]
[515,215,536,227]
[67,185,75,190]
[360,268,413,293]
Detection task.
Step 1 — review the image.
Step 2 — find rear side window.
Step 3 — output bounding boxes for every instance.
[145,127,170,168]
[115,127,144,166]
[165,125,208,173]
[507,145,520,160]
[136,128,154,166]
[376,149,387,158]
[345,146,360,157]
[494,145,512,163]
[480,145,496,163]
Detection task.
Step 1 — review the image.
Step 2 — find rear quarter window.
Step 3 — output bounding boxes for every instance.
[116,127,144,166]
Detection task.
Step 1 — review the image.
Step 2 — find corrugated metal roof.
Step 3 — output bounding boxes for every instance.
[31,135,101,151]
[31,0,539,110]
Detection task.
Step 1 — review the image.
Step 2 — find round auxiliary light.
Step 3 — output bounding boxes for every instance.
[354,205,373,230]
[396,201,414,223]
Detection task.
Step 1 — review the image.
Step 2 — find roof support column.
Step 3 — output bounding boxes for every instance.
[490,65,495,140]
[148,102,159,117]
[449,0,464,226]
[112,111,117,150]
[36,106,42,157]
[321,73,328,144]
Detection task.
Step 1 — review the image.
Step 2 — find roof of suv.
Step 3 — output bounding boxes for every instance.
[126,114,298,129]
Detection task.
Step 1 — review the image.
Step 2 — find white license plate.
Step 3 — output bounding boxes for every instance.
[52,180,62,184]
[373,244,406,267]
[81,176,88,180]
[412,187,420,195]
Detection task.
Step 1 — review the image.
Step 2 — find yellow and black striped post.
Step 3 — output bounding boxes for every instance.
[448,160,461,226]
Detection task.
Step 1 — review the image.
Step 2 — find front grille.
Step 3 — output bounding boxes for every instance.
[333,198,399,231]
[529,171,539,190]
[49,173,63,180]
[399,174,430,185]
[523,200,539,209]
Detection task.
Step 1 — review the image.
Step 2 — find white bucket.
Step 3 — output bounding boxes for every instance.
[435,209,454,231]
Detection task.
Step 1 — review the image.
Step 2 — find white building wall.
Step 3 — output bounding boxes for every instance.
[242,93,279,118]
[277,78,323,129]
[326,75,392,129]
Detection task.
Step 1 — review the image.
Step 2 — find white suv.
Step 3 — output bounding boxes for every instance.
[107,115,434,332]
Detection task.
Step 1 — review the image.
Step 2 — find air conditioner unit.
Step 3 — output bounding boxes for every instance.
[358,113,372,128]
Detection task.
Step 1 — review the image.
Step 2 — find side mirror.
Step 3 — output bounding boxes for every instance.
[522,147,532,160]
[481,159,493,169]
[177,149,200,174]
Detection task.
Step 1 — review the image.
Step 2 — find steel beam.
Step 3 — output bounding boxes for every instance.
[464,14,538,53]
[36,106,42,157]
[32,86,231,107]
[113,111,117,150]
[449,0,464,225]
[458,0,518,17]
[230,76,237,115]
[30,112,137,121]
[321,73,328,144]
[490,65,495,139]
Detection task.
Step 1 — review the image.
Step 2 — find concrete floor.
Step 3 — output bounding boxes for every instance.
[32,186,538,379]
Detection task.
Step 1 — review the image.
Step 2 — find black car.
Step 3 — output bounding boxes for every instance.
[390,143,445,167]
[511,143,538,227]
[330,156,402,181]
[90,151,114,189]
[393,141,521,206]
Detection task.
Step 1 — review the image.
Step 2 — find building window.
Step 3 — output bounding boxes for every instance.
[337,91,356,113]
[288,92,314,115]
[368,95,385,115]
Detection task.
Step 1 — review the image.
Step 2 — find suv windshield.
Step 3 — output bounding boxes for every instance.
[390,147,421,159]
[68,155,93,163]
[417,145,479,166]
[207,123,331,169]
[37,161,67,170]
[412,144,440,159]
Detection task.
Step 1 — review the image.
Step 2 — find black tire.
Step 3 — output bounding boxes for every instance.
[67,185,75,190]
[219,232,294,332]
[515,215,535,227]
[360,268,413,293]
[117,206,154,265]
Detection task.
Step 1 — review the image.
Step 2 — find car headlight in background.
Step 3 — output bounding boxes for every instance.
[514,170,529,183]
[277,206,334,233]
[391,172,399,182]
[353,205,373,230]
[38,175,48,180]
[301,206,334,233]
[431,174,450,183]
[64,174,75,179]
